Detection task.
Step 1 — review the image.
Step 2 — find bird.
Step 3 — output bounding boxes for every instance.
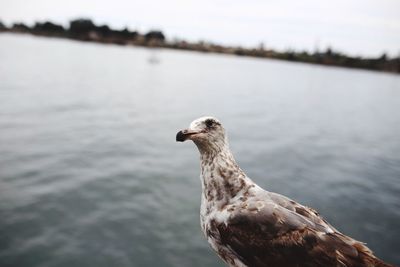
[176,116,394,267]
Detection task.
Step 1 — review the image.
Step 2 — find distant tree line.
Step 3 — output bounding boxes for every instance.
[0,18,398,74]
[0,18,165,45]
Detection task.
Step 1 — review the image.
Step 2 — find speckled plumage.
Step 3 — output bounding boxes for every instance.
[177,116,393,267]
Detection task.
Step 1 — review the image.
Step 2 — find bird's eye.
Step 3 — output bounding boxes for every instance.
[205,119,214,128]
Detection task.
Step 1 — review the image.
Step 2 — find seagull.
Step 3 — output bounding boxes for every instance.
[176,116,393,267]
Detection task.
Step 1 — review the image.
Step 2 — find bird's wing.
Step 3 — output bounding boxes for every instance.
[267,191,340,233]
[212,197,387,267]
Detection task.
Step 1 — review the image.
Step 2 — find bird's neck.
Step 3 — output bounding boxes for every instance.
[199,146,252,209]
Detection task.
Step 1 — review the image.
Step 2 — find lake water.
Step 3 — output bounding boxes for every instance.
[0,34,399,266]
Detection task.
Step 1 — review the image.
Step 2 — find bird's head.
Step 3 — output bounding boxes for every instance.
[176,116,228,154]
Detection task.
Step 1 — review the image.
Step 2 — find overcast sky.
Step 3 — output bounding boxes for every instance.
[1,0,399,57]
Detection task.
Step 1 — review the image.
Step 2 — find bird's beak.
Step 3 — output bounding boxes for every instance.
[176,129,200,142]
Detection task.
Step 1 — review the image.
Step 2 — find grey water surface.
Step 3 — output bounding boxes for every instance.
[0,34,399,267]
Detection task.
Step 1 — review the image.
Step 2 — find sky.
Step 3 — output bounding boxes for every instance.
[1,0,399,57]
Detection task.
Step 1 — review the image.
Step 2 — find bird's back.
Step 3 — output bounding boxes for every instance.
[208,187,393,267]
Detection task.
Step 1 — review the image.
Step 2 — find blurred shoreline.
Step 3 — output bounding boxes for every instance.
[1,18,399,74]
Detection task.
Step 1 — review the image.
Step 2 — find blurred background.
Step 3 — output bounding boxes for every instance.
[0,1,399,266]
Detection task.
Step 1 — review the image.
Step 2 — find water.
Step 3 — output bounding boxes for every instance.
[0,33,399,266]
